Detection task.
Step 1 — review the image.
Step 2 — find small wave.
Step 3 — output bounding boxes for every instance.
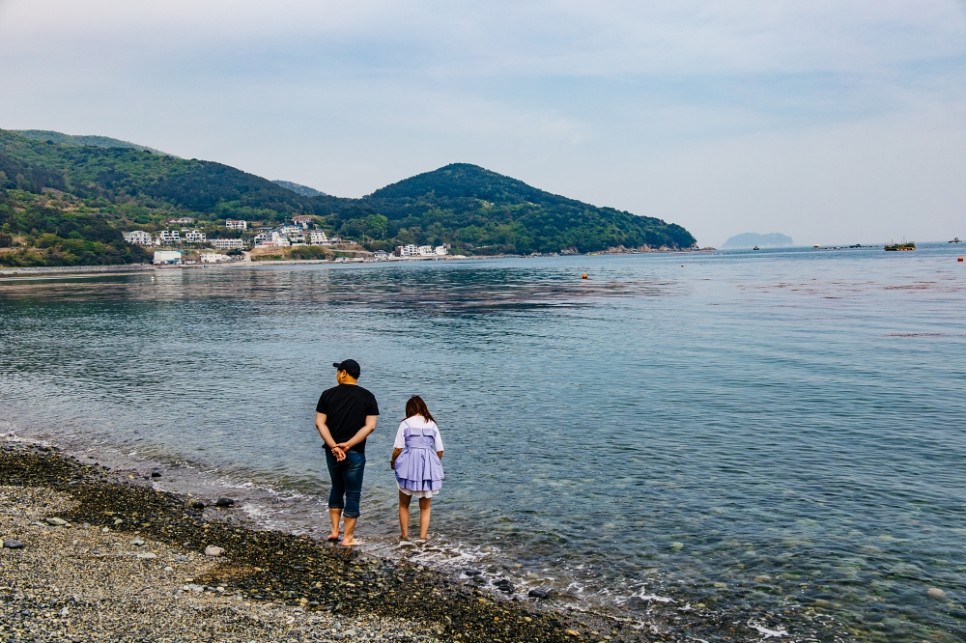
[748,620,789,639]
[629,590,675,604]
[886,332,948,338]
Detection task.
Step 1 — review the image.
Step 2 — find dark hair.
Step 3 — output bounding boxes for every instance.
[405,395,436,424]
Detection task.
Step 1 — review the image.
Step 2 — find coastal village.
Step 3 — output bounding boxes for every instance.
[123,216,450,265]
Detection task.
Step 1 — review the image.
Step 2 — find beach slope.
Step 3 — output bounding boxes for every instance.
[0,443,605,642]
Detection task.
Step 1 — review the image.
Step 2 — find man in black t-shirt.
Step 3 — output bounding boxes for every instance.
[315,358,379,547]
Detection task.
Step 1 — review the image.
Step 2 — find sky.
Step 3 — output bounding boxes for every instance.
[1,1,965,247]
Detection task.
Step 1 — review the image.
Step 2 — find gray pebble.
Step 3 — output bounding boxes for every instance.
[45,517,69,527]
[3,539,24,549]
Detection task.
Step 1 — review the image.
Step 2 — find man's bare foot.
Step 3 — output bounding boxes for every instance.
[340,537,362,547]
[325,533,341,542]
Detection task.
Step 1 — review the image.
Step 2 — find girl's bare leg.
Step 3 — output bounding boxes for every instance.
[418,497,432,540]
[328,508,342,541]
[398,490,412,540]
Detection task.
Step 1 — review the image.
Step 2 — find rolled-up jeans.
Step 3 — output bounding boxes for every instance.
[325,449,365,518]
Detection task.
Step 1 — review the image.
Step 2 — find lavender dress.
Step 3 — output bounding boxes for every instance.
[393,417,444,497]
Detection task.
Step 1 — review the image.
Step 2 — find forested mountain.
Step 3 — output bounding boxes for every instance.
[362,163,695,254]
[14,130,167,154]
[273,180,328,198]
[0,128,696,266]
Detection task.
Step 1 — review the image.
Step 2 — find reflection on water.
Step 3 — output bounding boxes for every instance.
[0,261,674,311]
[2,249,966,641]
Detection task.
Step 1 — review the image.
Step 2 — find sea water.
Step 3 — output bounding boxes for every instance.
[1,245,964,641]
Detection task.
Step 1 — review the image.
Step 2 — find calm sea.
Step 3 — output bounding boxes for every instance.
[2,246,964,641]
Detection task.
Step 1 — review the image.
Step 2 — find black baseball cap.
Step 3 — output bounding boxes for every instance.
[332,359,361,378]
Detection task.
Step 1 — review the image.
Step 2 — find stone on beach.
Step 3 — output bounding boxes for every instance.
[3,538,25,549]
[204,545,225,557]
[494,578,515,594]
[0,442,601,642]
[926,587,945,599]
[214,497,235,507]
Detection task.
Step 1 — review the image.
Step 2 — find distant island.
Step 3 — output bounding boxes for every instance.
[0,128,697,267]
[722,232,794,249]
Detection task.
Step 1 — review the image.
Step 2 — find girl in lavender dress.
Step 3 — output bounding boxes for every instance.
[390,395,444,543]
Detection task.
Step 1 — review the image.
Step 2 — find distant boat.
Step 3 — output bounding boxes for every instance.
[884,242,916,251]
[950,237,962,244]
[752,245,760,250]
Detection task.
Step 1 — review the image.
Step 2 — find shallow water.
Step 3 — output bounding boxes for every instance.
[2,245,965,641]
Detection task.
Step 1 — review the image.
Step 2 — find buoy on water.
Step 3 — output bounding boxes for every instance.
[958,257,964,263]
[581,272,588,280]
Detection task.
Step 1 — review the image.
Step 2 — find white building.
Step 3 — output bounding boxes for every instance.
[184,230,207,244]
[293,215,313,229]
[200,252,231,264]
[166,217,194,225]
[396,244,448,257]
[152,250,182,265]
[226,219,248,230]
[253,231,291,247]
[157,230,180,245]
[123,230,152,245]
[210,238,245,250]
[309,230,330,245]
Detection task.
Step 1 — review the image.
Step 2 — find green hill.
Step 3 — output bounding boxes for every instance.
[13,130,169,155]
[273,180,328,198]
[363,163,695,254]
[0,128,695,266]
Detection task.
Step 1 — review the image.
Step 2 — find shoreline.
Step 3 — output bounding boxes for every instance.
[0,441,627,642]
[0,247,710,279]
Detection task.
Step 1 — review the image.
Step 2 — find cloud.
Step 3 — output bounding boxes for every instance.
[1,0,964,244]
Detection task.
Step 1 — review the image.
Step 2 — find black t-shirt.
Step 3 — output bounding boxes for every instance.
[316,384,379,453]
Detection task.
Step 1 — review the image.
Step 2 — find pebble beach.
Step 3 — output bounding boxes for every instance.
[0,442,623,643]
